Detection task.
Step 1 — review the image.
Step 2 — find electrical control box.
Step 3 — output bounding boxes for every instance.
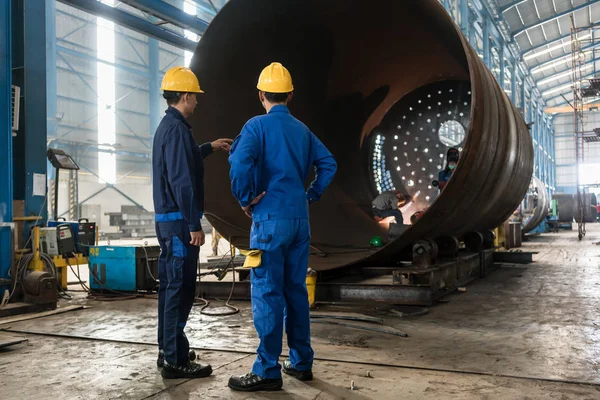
[39,227,59,256]
[77,219,96,255]
[56,224,76,256]
[48,220,79,242]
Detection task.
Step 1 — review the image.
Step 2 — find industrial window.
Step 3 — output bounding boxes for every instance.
[516,76,523,108]
[524,90,531,120]
[504,60,512,97]
[443,0,461,25]
[580,163,600,185]
[473,22,484,60]
[96,0,116,184]
[490,46,501,82]
[184,1,198,67]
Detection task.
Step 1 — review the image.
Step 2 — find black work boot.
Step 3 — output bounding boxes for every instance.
[283,359,313,381]
[228,372,283,392]
[157,349,196,368]
[161,361,212,379]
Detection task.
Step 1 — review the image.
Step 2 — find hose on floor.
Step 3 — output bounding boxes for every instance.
[194,249,240,316]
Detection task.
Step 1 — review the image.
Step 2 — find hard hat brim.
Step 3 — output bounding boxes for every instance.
[256,84,294,93]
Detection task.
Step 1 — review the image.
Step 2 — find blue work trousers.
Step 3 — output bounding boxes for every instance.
[156,220,199,366]
[373,208,403,224]
[250,218,314,379]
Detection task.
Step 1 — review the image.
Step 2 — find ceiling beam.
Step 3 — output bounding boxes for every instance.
[530,40,600,73]
[537,53,600,93]
[513,1,599,37]
[521,22,600,56]
[120,0,209,36]
[500,0,530,14]
[543,70,597,102]
[545,102,600,113]
[57,0,197,51]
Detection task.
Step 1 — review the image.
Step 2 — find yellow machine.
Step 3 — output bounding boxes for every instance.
[16,225,95,289]
[494,223,506,249]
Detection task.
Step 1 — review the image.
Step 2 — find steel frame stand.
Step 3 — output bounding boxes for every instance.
[197,249,500,307]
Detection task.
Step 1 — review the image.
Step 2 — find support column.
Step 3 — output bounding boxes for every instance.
[23,0,48,221]
[0,0,12,223]
[47,0,56,138]
[460,0,469,38]
[483,17,490,67]
[530,101,540,177]
[149,38,160,135]
[541,113,546,184]
[521,76,527,113]
[511,63,517,104]
[552,126,556,190]
[499,45,505,89]
[46,0,58,215]
[0,0,12,292]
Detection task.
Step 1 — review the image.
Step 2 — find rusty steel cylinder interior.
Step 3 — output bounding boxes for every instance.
[191,0,534,270]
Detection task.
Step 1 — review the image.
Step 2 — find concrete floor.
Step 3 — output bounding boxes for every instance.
[2,224,600,399]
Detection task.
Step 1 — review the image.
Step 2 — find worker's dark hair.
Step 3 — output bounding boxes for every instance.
[264,92,291,104]
[447,147,460,163]
[163,91,185,106]
[443,147,460,172]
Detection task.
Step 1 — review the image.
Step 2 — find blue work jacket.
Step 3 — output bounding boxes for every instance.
[438,169,454,190]
[229,105,337,222]
[152,106,213,232]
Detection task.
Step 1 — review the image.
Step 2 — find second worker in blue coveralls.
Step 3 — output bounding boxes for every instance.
[152,66,232,379]
[227,62,337,392]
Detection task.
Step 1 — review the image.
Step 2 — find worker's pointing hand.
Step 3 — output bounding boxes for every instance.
[190,230,205,247]
[242,192,266,219]
[211,138,233,152]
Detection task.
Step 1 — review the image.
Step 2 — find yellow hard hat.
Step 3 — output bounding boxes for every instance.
[161,66,204,93]
[257,62,294,93]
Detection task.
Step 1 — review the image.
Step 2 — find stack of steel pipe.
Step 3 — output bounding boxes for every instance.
[192,0,534,270]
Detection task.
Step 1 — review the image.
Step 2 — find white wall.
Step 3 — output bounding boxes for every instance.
[553,113,600,192]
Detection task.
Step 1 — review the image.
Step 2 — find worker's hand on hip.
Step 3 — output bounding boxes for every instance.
[190,230,205,247]
[211,138,233,152]
[242,192,266,219]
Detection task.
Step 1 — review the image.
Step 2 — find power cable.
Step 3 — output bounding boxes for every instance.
[1,196,48,309]
[194,248,239,316]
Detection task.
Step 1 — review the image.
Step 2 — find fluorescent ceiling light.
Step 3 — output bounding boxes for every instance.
[525,33,592,61]
[543,82,573,96]
[538,65,592,86]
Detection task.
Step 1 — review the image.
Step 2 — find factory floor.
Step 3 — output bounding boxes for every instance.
[2,225,600,399]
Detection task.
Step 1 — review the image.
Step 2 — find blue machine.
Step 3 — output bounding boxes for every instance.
[88,245,160,293]
[528,219,549,235]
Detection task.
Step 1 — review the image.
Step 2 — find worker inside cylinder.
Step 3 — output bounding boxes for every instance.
[372,190,408,225]
[433,147,460,192]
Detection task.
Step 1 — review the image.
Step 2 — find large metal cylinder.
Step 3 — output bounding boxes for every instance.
[523,177,550,233]
[553,194,575,223]
[191,0,534,270]
[583,192,598,223]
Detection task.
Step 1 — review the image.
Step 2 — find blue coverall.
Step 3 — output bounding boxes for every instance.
[229,105,337,379]
[438,169,453,191]
[152,106,213,366]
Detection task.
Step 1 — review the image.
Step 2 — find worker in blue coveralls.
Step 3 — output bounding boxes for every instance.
[435,147,460,192]
[227,62,337,392]
[152,66,232,379]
